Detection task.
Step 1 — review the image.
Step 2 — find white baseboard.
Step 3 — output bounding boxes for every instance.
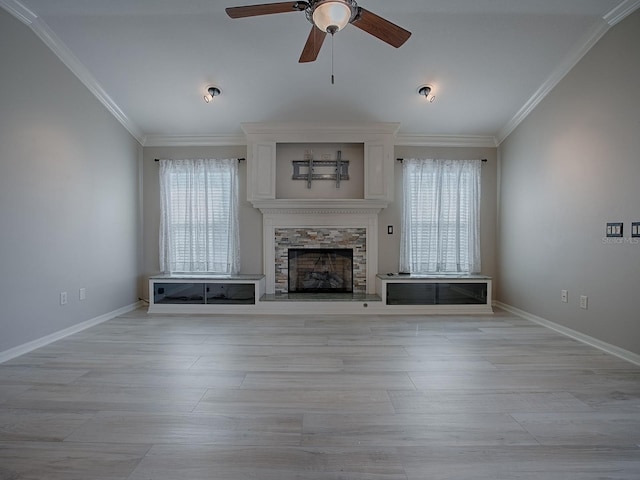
[494,301,640,367]
[0,301,145,364]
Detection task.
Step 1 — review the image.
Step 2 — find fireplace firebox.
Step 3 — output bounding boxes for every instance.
[288,248,353,293]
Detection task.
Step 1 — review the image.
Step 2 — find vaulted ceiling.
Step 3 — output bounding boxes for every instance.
[2,0,638,145]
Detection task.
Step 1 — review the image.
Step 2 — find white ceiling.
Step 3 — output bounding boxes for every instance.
[3,0,638,145]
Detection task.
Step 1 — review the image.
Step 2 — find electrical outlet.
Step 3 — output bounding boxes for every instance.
[60,292,67,305]
[79,288,86,301]
[580,295,588,309]
[561,290,568,303]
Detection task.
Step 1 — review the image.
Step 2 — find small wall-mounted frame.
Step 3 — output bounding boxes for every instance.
[606,222,623,237]
[632,222,640,238]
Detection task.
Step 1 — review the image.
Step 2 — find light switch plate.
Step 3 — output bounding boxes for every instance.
[632,222,640,238]
[606,222,623,237]
[580,295,588,309]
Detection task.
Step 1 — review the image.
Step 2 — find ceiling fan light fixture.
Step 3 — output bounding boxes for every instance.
[204,86,221,103]
[312,0,353,33]
[418,84,436,103]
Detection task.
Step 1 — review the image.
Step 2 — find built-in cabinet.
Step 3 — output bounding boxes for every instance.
[148,274,266,314]
[376,274,493,314]
[242,123,398,204]
[248,141,276,201]
[364,142,389,199]
[147,273,492,315]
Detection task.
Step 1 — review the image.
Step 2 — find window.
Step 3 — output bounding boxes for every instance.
[159,158,240,274]
[400,158,481,273]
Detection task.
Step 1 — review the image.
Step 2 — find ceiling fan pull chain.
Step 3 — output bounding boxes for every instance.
[331,32,335,85]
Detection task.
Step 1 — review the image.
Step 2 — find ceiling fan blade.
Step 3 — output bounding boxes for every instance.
[351,7,411,48]
[299,26,327,63]
[226,2,303,19]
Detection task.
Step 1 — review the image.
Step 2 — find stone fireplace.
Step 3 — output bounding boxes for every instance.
[276,228,365,294]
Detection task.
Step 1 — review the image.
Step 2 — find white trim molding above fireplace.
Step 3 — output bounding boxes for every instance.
[257,200,383,295]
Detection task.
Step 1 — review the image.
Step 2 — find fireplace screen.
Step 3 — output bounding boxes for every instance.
[288,248,354,293]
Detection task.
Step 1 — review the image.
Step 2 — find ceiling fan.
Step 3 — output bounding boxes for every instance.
[226,0,412,63]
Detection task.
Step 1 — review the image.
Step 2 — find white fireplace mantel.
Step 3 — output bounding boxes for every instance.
[252,198,389,215]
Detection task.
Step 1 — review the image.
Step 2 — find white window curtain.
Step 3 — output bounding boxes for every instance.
[400,158,481,273]
[159,158,240,274]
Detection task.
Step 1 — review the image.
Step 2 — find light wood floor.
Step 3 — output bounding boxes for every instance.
[1,308,639,479]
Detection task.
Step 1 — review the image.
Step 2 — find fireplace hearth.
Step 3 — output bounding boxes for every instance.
[288,248,353,293]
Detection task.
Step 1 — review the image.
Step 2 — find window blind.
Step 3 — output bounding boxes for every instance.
[400,158,481,273]
[159,158,240,274]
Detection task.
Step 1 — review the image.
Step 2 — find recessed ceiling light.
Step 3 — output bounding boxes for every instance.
[204,86,221,103]
[418,84,436,103]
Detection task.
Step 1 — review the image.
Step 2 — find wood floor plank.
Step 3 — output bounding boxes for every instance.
[6,352,200,370]
[65,411,302,446]
[342,356,497,373]
[3,384,207,413]
[194,388,395,414]
[511,412,640,446]
[484,353,638,370]
[301,413,539,446]
[0,365,90,384]
[389,390,593,414]
[73,368,245,389]
[0,408,93,442]
[191,354,344,372]
[408,369,640,392]
[567,384,640,412]
[397,445,640,480]
[127,445,408,480]
[240,372,416,390]
[0,441,149,480]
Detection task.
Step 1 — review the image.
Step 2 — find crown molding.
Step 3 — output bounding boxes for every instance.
[143,133,498,149]
[496,19,610,145]
[0,0,145,144]
[142,134,247,147]
[395,134,497,148]
[241,122,401,136]
[0,0,34,23]
[604,0,640,26]
[497,0,640,145]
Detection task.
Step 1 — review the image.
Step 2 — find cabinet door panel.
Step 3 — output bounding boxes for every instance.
[249,142,276,200]
[364,142,390,200]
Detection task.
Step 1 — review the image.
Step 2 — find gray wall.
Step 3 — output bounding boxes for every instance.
[0,9,141,353]
[497,11,640,355]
